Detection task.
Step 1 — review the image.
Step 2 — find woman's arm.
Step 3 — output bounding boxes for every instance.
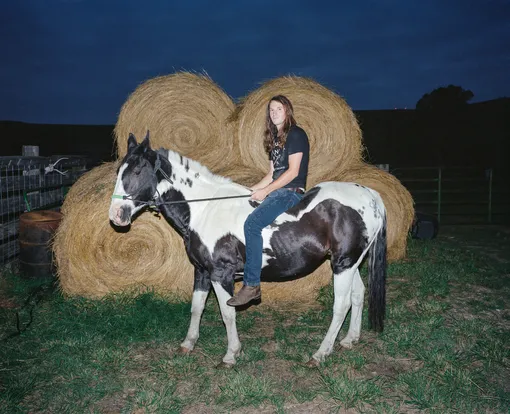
[250,162,274,191]
[251,153,302,201]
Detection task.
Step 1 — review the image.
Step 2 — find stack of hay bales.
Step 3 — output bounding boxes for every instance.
[54,73,414,305]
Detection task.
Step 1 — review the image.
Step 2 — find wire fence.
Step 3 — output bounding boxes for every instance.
[0,155,92,265]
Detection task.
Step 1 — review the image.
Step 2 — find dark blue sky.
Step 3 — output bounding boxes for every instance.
[2,0,509,124]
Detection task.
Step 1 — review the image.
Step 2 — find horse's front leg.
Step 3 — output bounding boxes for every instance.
[180,267,211,354]
[211,267,241,367]
[310,266,357,364]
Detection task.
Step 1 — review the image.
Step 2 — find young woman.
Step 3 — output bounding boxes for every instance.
[227,95,310,306]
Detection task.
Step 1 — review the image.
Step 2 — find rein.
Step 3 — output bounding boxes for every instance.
[111,193,252,205]
[111,152,252,208]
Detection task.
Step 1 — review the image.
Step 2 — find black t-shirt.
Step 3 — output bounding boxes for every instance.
[271,125,310,189]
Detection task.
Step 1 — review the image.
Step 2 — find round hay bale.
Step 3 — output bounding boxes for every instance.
[325,162,415,262]
[234,76,364,187]
[54,162,194,299]
[114,72,238,171]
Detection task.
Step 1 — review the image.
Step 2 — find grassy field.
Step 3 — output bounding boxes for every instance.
[0,225,509,413]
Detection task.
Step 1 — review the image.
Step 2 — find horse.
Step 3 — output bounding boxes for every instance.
[109,132,387,367]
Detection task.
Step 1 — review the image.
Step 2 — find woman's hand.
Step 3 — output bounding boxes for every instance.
[251,188,269,201]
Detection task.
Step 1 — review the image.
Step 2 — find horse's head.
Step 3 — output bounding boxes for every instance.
[109,131,161,227]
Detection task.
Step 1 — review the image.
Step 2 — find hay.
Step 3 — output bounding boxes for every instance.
[54,74,410,308]
[54,162,194,299]
[325,162,415,262]
[233,76,364,187]
[114,72,238,171]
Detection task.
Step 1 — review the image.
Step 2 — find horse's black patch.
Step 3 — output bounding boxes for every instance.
[249,200,258,209]
[185,160,190,172]
[195,173,200,179]
[123,155,158,207]
[159,188,190,238]
[186,231,244,296]
[286,186,320,217]
[261,200,368,281]
[179,154,183,165]
[192,266,212,293]
[357,209,364,216]
[119,204,132,223]
[186,178,193,187]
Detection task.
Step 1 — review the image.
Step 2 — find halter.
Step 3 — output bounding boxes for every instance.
[111,152,252,210]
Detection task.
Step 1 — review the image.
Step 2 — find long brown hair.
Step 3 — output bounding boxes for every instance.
[263,95,297,154]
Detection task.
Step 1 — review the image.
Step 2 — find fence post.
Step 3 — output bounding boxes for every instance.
[437,167,442,223]
[22,145,39,156]
[488,168,493,224]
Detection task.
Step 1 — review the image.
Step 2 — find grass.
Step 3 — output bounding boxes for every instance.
[0,225,509,413]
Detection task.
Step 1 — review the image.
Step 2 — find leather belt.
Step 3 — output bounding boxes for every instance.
[287,187,305,195]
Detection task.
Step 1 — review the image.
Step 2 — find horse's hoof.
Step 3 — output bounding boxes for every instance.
[305,358,321,368]
[178,346,192,355]
[340,338,358,349]
[216,361,235,370]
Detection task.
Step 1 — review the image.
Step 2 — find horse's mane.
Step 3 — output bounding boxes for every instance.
[162,149,233,186]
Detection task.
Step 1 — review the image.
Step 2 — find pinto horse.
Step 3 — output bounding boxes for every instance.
[109,132,387,367]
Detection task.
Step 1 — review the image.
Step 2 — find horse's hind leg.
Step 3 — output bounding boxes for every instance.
[311,266,357,363]
[180,268,211,353]
[340,269,365,349]
[211,274,241,367]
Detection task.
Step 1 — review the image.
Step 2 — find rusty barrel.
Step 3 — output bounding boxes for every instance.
[19,211,63,279]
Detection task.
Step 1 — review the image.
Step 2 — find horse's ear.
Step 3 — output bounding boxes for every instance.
[127,133,137,153]
[141,130,151,152]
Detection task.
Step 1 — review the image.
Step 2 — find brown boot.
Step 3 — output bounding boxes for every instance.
[227,285,261,307]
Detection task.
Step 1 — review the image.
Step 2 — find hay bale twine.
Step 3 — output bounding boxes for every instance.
[54,162,194,299]
[114,72,238,171]
[234,76,364,187]
[326,162,415,261]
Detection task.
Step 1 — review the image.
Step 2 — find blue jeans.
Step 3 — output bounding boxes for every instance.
[243,188,303,286]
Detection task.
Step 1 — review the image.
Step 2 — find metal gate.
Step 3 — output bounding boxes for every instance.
[391,167,510,224]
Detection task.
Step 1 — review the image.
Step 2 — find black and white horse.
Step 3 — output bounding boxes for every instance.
[109,132,387,367]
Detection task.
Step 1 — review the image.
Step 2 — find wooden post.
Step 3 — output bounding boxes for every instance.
[21,145,41,210]
[22,145,39,156]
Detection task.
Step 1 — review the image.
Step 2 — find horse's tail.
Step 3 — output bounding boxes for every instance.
[367,211,387,332]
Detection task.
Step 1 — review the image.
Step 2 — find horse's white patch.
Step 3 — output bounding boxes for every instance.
[156,151,252,254]
[109,163,137,223]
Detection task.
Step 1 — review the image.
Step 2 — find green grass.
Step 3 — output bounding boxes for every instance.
[0,225,509,413]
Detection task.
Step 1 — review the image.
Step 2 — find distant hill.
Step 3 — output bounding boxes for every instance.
[1,98,508,167]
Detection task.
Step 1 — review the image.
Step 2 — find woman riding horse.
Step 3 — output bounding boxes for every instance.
[109,131,387,367]
[227,95,310,306]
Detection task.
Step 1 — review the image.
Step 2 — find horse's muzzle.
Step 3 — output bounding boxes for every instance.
[109,204,132,227]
